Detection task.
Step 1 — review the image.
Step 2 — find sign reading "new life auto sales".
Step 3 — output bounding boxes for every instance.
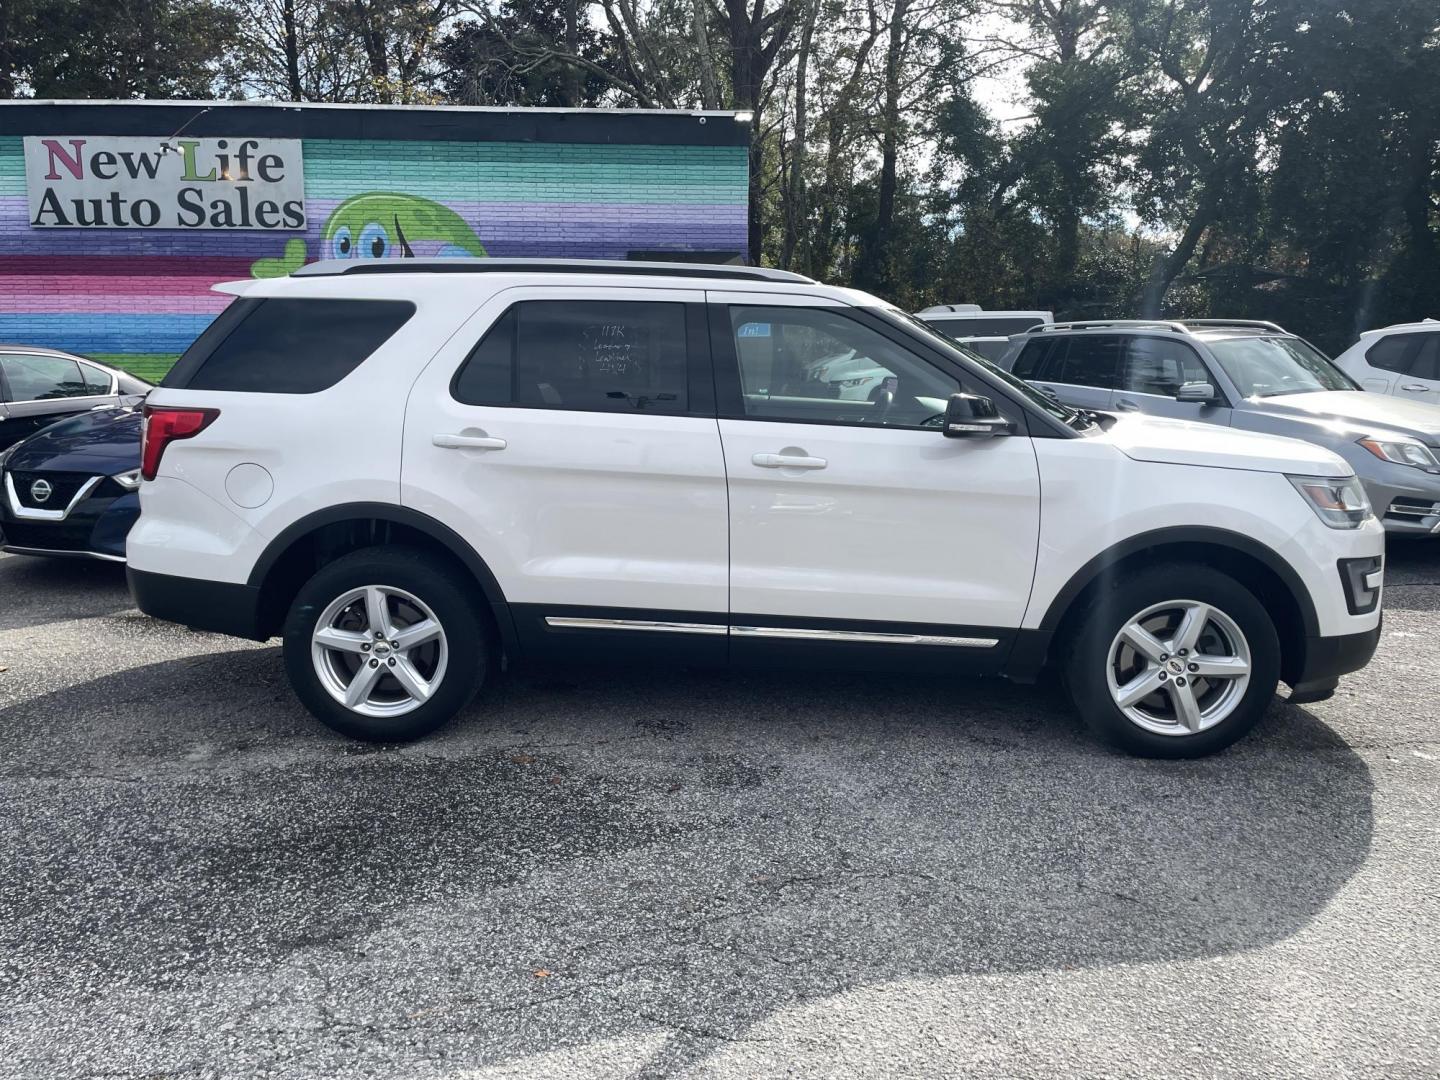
[23,136,306,230]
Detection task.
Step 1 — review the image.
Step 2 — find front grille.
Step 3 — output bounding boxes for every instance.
[1385,498,1440,523]
[8,470,94,510]
[0,520,94,551]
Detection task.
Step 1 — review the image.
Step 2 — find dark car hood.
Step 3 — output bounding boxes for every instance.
[5,407,142,473]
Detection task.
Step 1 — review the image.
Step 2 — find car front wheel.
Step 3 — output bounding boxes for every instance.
[282,546,490,741]
[1063,562,1281,758]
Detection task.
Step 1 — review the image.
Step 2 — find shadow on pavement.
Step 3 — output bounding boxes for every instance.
[0,646,1375,1076]
[0,552,131,631]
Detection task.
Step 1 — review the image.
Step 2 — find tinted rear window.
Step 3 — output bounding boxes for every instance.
[1364,333,1437,376]
[452,300,690,413]
[1011,339,1054,378]
[163,297,415,394]
[1049,336,1124,389]
[1013,335,1123,388]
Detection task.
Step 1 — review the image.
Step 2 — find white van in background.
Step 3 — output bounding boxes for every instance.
[915,305,1054,363]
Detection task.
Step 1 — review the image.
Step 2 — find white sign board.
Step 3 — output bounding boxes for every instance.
[23,136,306,230]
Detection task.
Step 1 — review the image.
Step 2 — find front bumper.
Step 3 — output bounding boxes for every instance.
[1288,622,1382,703]
[0,470,140,562]
[1359,472,1440,535]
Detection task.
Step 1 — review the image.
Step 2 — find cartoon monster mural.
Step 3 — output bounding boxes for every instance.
[250,193,487,278]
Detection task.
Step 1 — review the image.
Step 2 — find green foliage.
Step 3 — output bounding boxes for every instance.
[2,0,240,98]
[438,0,616,106]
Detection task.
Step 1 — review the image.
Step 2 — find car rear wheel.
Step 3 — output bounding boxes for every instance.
[1063,562,1281,758]
[283,546,490,741]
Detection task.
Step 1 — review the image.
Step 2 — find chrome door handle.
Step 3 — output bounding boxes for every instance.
[1400,384,1430,392]
[433,433,507,450]
[752,452,827,470]
[1114,399,1140,411]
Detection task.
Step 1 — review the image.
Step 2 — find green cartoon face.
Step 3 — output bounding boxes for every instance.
[323,193,487,261]
[249,192,488,278]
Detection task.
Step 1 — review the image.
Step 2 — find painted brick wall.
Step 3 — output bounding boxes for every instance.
[0,122,749,383]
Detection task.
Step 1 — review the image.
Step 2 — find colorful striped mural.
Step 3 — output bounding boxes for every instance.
[0,106,750,383]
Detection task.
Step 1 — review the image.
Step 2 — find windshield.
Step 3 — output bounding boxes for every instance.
[1207,336,1358,398]
[878,308,1086,429]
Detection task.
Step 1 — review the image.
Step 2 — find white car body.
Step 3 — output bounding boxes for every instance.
[1332,319,1440,406]
[127,261,1385,755]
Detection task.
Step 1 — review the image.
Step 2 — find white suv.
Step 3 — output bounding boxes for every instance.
[1332,320,1440,406]
[128,260,1385,757]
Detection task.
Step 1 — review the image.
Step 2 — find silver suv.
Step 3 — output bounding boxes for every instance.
[1000,319,1440,536]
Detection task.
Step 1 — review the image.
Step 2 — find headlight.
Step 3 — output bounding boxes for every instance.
[1288,474,1372,529]
[838,376,876,388]
[1357,436,1440,471]
[112,468,142,490]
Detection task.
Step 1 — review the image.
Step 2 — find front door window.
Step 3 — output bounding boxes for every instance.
[726,306,959,428]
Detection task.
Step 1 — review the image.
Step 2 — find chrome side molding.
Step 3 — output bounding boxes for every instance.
[544,616,998,648]
[544,617,728,636]
[731,625,999,648]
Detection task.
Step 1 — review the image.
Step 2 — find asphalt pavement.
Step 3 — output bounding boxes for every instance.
[1,545,1437,1079]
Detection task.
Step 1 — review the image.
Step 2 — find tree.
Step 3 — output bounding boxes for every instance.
[1121,0,1312,314]
[439,0,615,106]
[224,0,364,101]
[323,0,459,102]
[984,1,1135,308]
[5,0,239,99]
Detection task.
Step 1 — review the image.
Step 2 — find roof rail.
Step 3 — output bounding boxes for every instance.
[1178,318,1287,333]
[1027,319,1188,333]
[292,257,815,284]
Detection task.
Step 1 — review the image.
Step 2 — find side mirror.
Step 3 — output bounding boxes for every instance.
[943,393,1014,438]
[1176,381,1218,404]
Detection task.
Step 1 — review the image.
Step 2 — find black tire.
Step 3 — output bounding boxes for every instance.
[1063,561,1281,758]
[282,545,491,742]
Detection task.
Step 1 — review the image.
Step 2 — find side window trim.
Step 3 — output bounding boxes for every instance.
[448,298,716,419]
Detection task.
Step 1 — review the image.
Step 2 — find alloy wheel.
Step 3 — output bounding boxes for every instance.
[1105,599,1252,737]
[311,584,449,718]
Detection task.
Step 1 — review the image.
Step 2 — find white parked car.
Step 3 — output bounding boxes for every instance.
[129,260,1384,757]
[1332,319,1440,406]
[801,348,897,401]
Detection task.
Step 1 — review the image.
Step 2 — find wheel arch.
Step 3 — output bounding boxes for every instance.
[1007,527,1318,686]
[247,502,516,650]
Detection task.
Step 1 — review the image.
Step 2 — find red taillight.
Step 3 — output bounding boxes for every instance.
[141,406,219,481]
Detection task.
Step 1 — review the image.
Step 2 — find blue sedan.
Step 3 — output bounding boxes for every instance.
[0,405,145,562]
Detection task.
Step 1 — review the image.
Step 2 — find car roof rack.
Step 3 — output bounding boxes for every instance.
[1178,318,1288,333]
[293,257,815,284]
[1027,319,1189,333]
